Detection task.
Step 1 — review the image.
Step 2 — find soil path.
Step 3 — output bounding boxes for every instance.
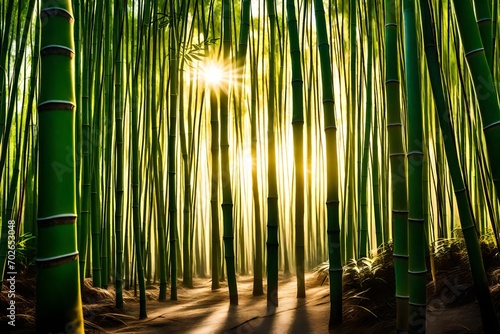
[101,274,485,334]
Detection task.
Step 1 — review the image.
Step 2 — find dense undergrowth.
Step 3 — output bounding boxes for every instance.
[314,238,500,331]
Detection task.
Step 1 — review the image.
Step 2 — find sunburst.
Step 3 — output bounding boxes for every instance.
[203,63,224,86]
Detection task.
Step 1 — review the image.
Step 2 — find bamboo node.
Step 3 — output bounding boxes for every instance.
[408,270,427,274]
[41,7,74,21]
[476,18,493,23]
[461,225,476,232]
[35,251,79,268]
[407,151,424,156]
[387,123,402,128]
[38,213,77,221]
[396,295,409,299]
[38,100,75,111]
[483,120,500,131]
[464,47,484,58]
[41,45,75,58]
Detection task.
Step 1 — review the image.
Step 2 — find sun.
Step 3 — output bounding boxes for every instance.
[204,63,224,86]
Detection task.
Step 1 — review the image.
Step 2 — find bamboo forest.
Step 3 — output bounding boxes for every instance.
[2,0,500,333]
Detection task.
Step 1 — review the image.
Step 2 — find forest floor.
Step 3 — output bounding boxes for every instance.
[2,239,500,333]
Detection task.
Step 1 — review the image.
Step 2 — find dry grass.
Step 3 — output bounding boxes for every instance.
[0,269,143,333]
[314,239,500,332]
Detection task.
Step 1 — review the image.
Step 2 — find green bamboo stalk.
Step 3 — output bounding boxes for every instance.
[313,0,342,326]
[493,0,498,74]
[385,0,410,331]
[250,69,264,296]
[141,40,152,290]
[344,0,358,263]
[265,0,280,308]
[168,9,179,300]
[179,0,196,289]
[372,4,385,248]
[0,0,14,144]
[79,0,91,284]
[372,105,383,247]
[451,0,500,203]
[142,3,153,287]
[472,0,493,73]
[221,0,238,305]
[113,0,125,309]
[73,0,82,236]
[210,87,221,291]
[419,1,499,330]
[302,2,312,269]
[90,0,104,288]
[359,0,374,259]
[403,1,427,332]
[131,0,149,319]
[36,1,84,331]
[179,73,193,289]
[286,0,306,299]
[150,0,168,300]
[100,0,114,289]
[238,0,262,297]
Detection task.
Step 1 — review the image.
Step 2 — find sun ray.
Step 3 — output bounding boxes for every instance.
[204,63,223,86]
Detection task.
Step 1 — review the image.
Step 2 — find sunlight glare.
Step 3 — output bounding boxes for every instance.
[204,63,223,86]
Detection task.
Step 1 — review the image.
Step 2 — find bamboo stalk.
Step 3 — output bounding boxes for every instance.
[36,0,84,331]
[385,0,410,331]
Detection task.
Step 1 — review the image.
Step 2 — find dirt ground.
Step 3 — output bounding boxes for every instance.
[95,274,486,334]
[0,272,493,334]
[3,239,500,334]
